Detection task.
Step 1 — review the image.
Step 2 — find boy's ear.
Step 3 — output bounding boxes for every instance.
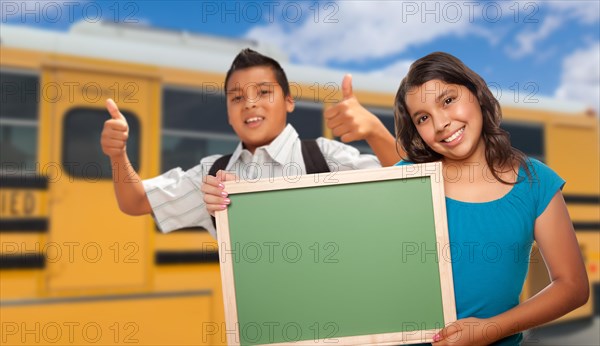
[285,94,295,113]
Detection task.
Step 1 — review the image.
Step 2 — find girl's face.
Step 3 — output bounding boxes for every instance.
[405,79,485,163]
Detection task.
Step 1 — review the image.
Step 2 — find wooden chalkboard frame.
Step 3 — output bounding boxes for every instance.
[216,163,455,346]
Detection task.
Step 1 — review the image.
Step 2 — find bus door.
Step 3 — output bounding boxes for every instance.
[41,61,159,294]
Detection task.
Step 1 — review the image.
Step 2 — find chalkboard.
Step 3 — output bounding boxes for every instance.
[216,163,455,346]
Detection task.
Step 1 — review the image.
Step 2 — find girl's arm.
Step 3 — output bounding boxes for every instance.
[433,191,589,345]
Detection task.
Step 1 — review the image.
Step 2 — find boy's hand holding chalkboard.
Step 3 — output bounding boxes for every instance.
[202,170,237,216]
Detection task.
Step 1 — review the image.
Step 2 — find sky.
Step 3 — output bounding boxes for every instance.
[1,0,599,112]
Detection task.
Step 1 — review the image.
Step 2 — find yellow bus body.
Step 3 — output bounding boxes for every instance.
[1,24,598,344]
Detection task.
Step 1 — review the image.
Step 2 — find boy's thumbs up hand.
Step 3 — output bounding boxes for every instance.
[101,99,130,159]
[341,74,354,100]
[324,74,380,143]
[106,98,127,121]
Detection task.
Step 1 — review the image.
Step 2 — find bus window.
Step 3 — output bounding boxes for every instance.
[62,108,140,179]
[501,122,545,161]
[0,71,39,172]
[162,87,238,172]
[288,100,323,139]
[163,87,232,133]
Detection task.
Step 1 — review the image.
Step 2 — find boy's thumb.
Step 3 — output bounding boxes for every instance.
[217,170,237,182]
[341,74,354,100]
[106,98,127,121]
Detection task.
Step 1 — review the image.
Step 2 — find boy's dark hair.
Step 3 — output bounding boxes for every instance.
[394,52,529,184]
[224,48,291,97]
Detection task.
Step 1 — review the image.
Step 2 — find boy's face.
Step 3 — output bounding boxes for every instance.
[226,66,294,153]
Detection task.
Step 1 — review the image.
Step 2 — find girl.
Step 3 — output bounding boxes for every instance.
[394,52,589,345]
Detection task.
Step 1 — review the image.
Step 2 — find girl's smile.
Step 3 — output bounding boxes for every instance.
[440,126,465,144]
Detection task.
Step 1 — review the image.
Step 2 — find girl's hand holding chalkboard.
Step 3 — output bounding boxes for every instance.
[202,170,237,216]
[432,317,495,345]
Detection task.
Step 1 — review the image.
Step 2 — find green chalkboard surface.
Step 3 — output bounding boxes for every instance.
[216,163,455,346]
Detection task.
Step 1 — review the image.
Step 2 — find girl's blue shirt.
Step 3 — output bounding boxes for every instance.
[396,158,565,345]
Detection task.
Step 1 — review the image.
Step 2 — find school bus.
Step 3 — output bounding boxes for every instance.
[1,22,598,345]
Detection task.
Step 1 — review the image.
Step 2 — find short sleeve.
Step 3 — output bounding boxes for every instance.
[394,160,413,166]
[527,158,566,217]
[142,154,222,238]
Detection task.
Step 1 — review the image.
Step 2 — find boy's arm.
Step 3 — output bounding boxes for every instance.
[324,75,404,166]
[101,99,152,215]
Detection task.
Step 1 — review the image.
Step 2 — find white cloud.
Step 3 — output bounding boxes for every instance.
[505,1,600,59]
[365,59,413,80]
[246,1,598,66]
[246,1,475,65]
[506,15,562,59]
[555,42,600,112]
[547,0,600,24]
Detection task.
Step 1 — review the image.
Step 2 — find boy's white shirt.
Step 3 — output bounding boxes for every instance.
[142,124,381,238]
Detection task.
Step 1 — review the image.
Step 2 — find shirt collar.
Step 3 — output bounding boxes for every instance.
[226,124,299,168]
[226,142,244,170]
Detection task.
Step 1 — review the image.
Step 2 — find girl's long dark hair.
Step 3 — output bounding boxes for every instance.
[394,52,529,184]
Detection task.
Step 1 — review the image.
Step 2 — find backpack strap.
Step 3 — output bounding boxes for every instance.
[208,154,232,229]
[301,139,330,174]
[208,154,233,177]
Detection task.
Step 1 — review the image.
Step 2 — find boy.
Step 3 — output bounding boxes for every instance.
[101,49,399,238]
